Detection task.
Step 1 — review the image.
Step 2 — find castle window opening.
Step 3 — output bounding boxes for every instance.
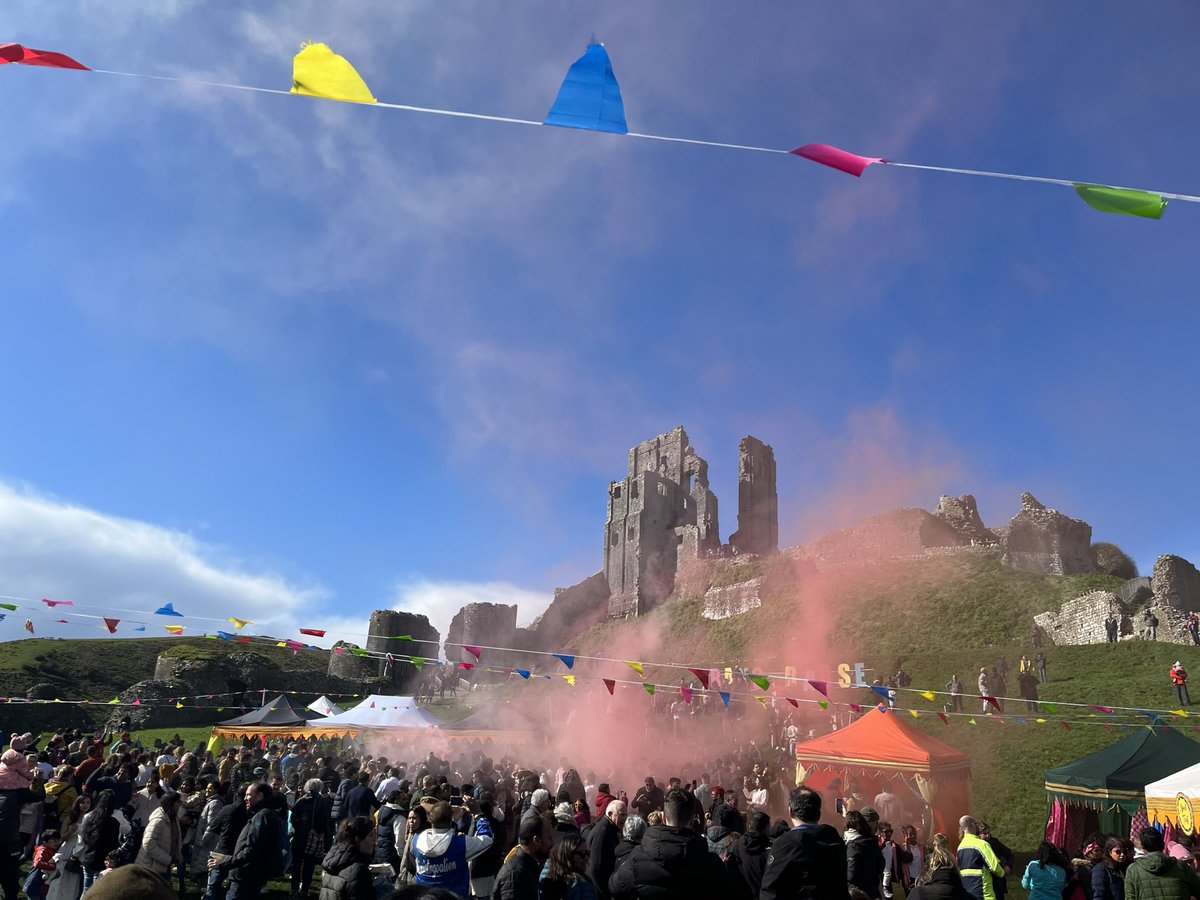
[658,483,666,496]
[613,485,621,499]
[631,482,639,499]
[611,530,619,546]
[628,526,635,540]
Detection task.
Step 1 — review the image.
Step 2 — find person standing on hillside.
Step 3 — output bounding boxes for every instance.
[1187,612,1200,646]
[977,669,992,714]
[1105,615,1119,643]
[1019,669,1041,713]
[1171,662,1191,706]
[947,676,964,713]
[1036,653,1048,683]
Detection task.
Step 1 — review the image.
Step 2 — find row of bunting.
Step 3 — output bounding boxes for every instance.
[2,591,1196,723]
[2,39,1196,220]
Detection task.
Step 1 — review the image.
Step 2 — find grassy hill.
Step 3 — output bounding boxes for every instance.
[571,551,1196,854]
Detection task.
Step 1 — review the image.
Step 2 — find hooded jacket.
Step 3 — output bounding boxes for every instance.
[727,829,772,899]
[609,824,728,900]
[908,868,975,900]
[1125,851,1200,900]
[846,828,885,899]
[319,839,375,900]
[412,817,493,897]
[43,778,78,821]
[594,790,617,817]
[759,822,850,900]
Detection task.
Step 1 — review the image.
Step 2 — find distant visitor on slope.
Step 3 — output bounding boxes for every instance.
[1171,661,1191,706]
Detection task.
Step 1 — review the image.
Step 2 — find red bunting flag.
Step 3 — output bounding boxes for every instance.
[938,712,949,725]
[807,680,829,698]
[463,645,483,660]
[103,618,119,633]
[981,695,1002,711]
[680,686,693,704]
[459,662,474,671]
[603,679,615,695]
[0,43,90,70]
[1061,721,1071,730]
[849,703,861,713]
[299,628,326,637]
[689,668,710,689]
[786,698,799,708]
[791,143,885,177]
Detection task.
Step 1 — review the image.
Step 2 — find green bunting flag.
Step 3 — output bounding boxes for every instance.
[1074,183,1167,219]
[748,674,770,691]
[643,683,655,696]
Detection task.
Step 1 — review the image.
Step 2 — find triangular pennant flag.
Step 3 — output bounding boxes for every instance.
[909,709,920,718]
[103,618,119,634]
[411,657,425,670]
[818,700,829,709]
[0,614,5,621]
[394,635,412,641]
[460,662,475,671]
[643,683,655,696]
[689,668,710,690]
[849,703,862,713]
[1089,705,1116,714]
[791,143,885,177]
[42,598,73,607]
[544,42,628,134]
[1172,709,1190,718]
[1103,722,1112,730]
[1036,718,1048,724]
[516,668,530,679]
[982,695,1002,711]
[0,603,16,610]
[680,686,693,704]
[870,685,891,699]
[603,678,615,695]
[624,661,645,677]
[55,618,68,624]
[807,680,829,698]
[920,690,937,702]
[369,701,376,708]
[134,625,145,632]
[1074,183,1167,219]
[938,712,949,725]
[786,698,799,708]
[290,42,376,104]
[299,628,326,637]
[217,631,235,641]
[968,717,977,725]
[133,697,141,706]
[1040,703,1057,714]
[554,654,575,670]
[1062,721,1071,730]
[284,639,305,652]
[175,701,183,709]
[108,696,120,705]
[228,617,251,630]
[562,674,575,686]
[0,43,89,70]
[155,603,184,617]
[164,625,184,635]
[756,696,768,708]
[350,648,368,656]
[1015,716,1028,725]
[749,674,771,691]
[718,691,730,708]
[463,645,483,660]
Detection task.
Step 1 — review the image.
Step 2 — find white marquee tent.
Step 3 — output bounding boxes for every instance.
[314,694,442,730]
[1146,760,1200,836]
[306,695,345,718]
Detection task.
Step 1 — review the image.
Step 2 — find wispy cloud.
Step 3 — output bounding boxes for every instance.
[388,577,553,646]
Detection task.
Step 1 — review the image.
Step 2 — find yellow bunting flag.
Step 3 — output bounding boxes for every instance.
[624,661,645,677]
[562,675,575,686]
[175,701,183,709]
[1173,709,1190,717]
[1036,718,1047,724]
[756,696,768,708]
[228,617,252,630]
[909,709,920,718]
[920,690,936,701]
[968,718,977,725]
[164,625,184,635]
[291,43,376,104]
[108,696,119,705]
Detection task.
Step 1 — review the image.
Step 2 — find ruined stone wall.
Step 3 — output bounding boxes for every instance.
[730,436,778,557]
[447,603,518,676]
[1001,492,1095,575]
[1033,591,1126,645]
[535,572,610,648]
[326,610,439,694]
[798,508,968,568]
[1152,555,1200,613]
[933,495,998,545]
[703,577,765,620]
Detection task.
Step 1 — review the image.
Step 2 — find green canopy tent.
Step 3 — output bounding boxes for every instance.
[1045,727,1200,845]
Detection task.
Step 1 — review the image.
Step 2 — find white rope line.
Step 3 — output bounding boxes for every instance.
[886,161,1200,203]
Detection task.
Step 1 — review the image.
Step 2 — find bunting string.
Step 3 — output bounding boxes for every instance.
[2,40,1196,219]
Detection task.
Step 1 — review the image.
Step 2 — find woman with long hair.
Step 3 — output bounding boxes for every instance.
[1022,841,1070,900]
[907,833,972,900]
[396,804,430,886]
[136,790,182,880]
[539,831,598,900]
[291,777,333,899]
[45,794,91,900]
[77,789,120,894]
[845,810,884,900]
[319,815,377,900]
[1091,836,1127,900]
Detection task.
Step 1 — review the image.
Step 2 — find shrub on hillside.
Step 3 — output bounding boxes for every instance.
[1090,542,1138,580]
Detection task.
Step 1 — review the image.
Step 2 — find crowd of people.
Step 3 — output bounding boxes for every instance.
[2,725,1199,900]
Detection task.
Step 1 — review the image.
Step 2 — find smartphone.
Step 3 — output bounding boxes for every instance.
[450,795,463,805]
[836,798,845,815]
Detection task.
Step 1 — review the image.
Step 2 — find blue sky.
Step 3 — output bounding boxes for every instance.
[2,2,1198,644]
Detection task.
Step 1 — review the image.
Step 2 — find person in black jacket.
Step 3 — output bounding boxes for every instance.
[292,778,334,899]
[320,815,376,900]
[491,813,550,900]
[586,799,627,900]
[468,796,504,898]
[845,810,885,900]
[612,815,646,876]
[727,810,772,899]
[1,774,46,898]
[209,781,281,900]
[609,788,729,900]
[760,786,850,900]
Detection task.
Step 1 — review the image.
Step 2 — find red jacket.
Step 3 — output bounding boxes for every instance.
[1172,666,1188,685]
[594,790,616,816]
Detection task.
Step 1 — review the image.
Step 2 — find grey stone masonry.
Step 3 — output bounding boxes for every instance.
[703,577,765,620]
[730,437,779,557]
[1152,555,1200,613]
[1001,492,1096,575]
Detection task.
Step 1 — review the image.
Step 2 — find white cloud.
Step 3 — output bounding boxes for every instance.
[389,578,553,647]
[0,480,326,640]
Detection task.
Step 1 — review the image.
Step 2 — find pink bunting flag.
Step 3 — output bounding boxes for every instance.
[459,662,475,671]
[849,703,862,713]
[689,668,710,689]
[463,645,483,660]
[807,679,829,698]
[103,617,119,633]
[284,639,305,652]
[1090,705,1116,714]
[132,697,141,706]
[333,646,346,655]
[680,686,693,704]
[41,598,73,607]
[603,678,616,695]
[790,143,885,177]
[0,44,90,70]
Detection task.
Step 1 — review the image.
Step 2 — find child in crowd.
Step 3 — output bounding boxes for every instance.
[0,733,35,788]
[24,828,61,898]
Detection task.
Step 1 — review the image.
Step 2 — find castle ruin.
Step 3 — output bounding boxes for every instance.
[604,427,777,618]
